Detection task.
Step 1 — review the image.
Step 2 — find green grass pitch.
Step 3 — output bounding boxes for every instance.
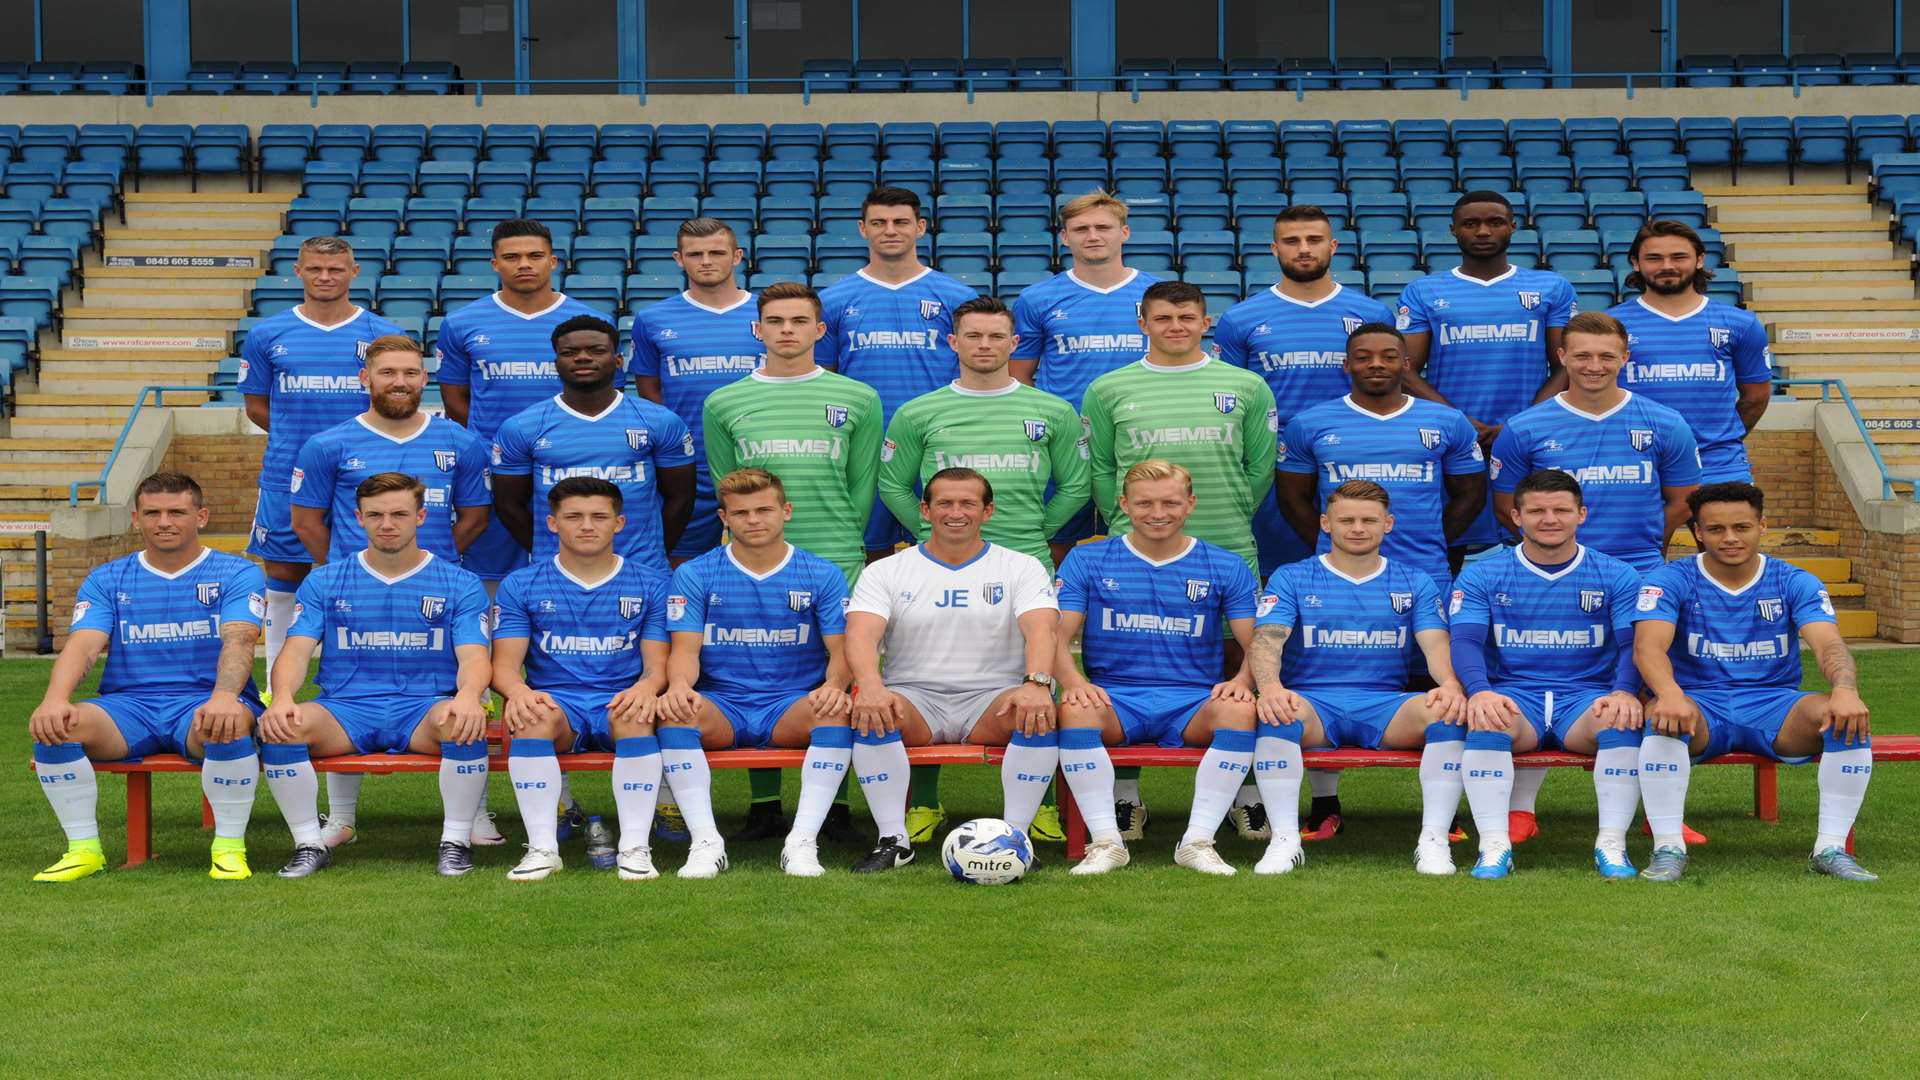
[3,651,1920,1077]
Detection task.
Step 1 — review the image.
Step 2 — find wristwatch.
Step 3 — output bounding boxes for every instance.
[1023,672,1055,690]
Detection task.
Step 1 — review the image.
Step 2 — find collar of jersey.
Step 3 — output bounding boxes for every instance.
[554,554,625,590]
[491,292,571,320]
[1137,355,1212,373]
[552,393,624,422]
[855,266,932,291]
[357,549,434,585]
[1066,268,1140,295]
[726,542,794,581]
[291,305,365,332]
[1696,552,1769,596]
[750,366,825,384]
[1318,552,1386,585]
[1513,543,1587,581]
[138,546,213,580]
[917,541,992,571]
[1121,533,1196,567]
[1341,393,1414,421]
[948,380,1020,397]
[1551,391,1633,422]
[1267,282,1345,309]
[680,289,754,316]
[1449,265,1520,288]
[1633,294,1711,324]
[355,413,432,443]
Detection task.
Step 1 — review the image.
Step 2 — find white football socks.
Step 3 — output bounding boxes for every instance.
[1417,733,1465,842]
[1509,765,1547,813]
[791,727,854,842]
[1816,741,1872,854]
[263,744,323,847]
[658,726,720,844]
[611,737,663,850]
[263,589,296,676]
[1182,730,1256,845]
[199,740,260,841]
[34,743,98,844]
[1058,728,1120,843]
[853,732,911,842]
[1638,734,1693,851]
[1461,733,1514,852]
[1253,724,1304,838]
[507,738,563,851]
[999,732,1058,836]
[438,742,489,845]
[325,772,363,828]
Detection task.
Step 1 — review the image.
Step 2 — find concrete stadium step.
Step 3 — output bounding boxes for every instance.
[1772,368,1920,387]
[1749,280,1916,301]
[0,440,110,465]
[38,359,220,380]
[1697,183,1869,200]
[1726,240,1896,262]
[121,208,286,230]
[78,287,255,311]
[0,463,115,484]
[6,418,139,439]
[59,307,247,328]
[1710,201,1879,223]
[1785,383,1920,402]
[35,375,214,395]
[14,391,209,416]
[1706,221,1888,245]
[1728,260,1913,281]
[84,266,263,285]
[1772,340,1920,358]
[1837,610,1879,637]
[1750,298,1920,322]
[0,484,96,503]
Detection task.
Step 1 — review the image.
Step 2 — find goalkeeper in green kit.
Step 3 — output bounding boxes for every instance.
[1081,279,1278,840]
[702,281,882,840]
[878,295,1090,844]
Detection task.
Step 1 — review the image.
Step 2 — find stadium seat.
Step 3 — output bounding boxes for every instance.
[1340,155,1398,195]
[1442,55,1497,90]
[1336,57,1388,91]
[249,275,304,316]
[1517,156,1574,195]
[1172,193,1230,232]
[1358,230,1420,272]
[906,58,960,92]
[1851,115,1910,163]
[1736,53,1791,88]
[1508,119,1565,159]
[377,275,439,319]
[471,161,530,200]
[192,125,250,176]
[1735,116,1793,177]
[464,197,523,236]
[824,123,879,161]
[1225,58,1280,91]
[594,124,651,163]
[1284,57,1336,91]
[1350,193,1410,232]
[1529,192,1588,232]
[285,197,345,236]
[1285,156,1340,196]
[1791,115,1851,179]
[1177,230,1235,272]
[1629,154,1691,192]
[532,161,589,202]
[939,159,993,197]
[1573,155,1633,193]
[1408,194,1456,232]
[1542,229,1602,270]
[1121,193,1172,233]
[814,234,868,273]
[258,125,315,173]
[1173,57,1225,91]
[404,197,464,238]
[1845,53,1901,86]
[1498,56,1550,89]
[418,162,476,199]
[1118,58,1172,92]
[1107,120,1161,158]
[1279,120,1336,158]
[345,197,405,239]
[1399,153,1456,195]
[1336,120,1393,158]
[1792,53,1847,87]
[1563,117,1623,159]
[1224,120,1278,159]
[934,232,991,275]
[1646,191,1708,230]
[699,196,756,240]
[1168,120,1223,159]
[1226,156,1283,196]
[934,195,992,234]
[817,196,866,235]
[1621,118,1680,158]
[961,58,1014,92]
[822,160,878,198]
[1017,56,1069,90]
[1587,191,1647,234]
[1458,155,1515,191]
[391,236,451,277]
[1680,55,1737,88]
[631,236,679,275]
[1451,120,1507,159]
[399,61,457,94]
[1389,56,1441,90]
[77,124,134,167]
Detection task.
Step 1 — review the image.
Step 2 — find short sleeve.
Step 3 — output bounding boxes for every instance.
[1606,561,1641,633]
[1255,566,1297,630]
[1394,280,1431,334]
[1212,307,1249,367]
[1220,555,1258,621]
[1733,315,1773,384]
[1053,548,1090,614]
[221,561,268,628]
[1449,565,1491,626]
[1488,422,1528,494]
[491,414,533,477]
[1009,554,1059,616]
[651,408,697,469]
[812,561,849,636]
[434,321,472,387]
[288,573,328,640]
[1278,415,1316,474]
[638,573,672,643]
[1444,410,1486,472]
[1631,564,1686,625]
[1411,575,1447,633]
[813,293,845,368]
[846,558,896,619]
[667,562,707,632]
[69,569,115,634]
[1548,276,1577,326]
[490,573,531,640]
[453,429,491,507]
[1658,413,1703,487]
[627,313,661,378]
[450,574,492,646]
[1787,567,1838,627]
[1010,292,1045,361]
[290,435,337,509]
[237,326,273,396]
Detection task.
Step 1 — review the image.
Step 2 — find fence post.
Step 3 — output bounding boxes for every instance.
[35,528,52,655]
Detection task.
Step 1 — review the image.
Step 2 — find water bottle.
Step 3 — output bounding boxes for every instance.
[585,815,616,870]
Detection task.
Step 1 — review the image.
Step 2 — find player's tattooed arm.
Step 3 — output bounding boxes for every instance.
[1249,624,1289,691]
[1804,620,1869,742]
[214,620,259,696]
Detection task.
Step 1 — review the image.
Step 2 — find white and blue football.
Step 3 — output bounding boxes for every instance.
[941,817,1033,885]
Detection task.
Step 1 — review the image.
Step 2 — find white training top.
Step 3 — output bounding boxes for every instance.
[848,542,1058,694]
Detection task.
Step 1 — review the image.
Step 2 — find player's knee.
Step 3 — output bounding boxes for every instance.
[1208,697,1257,732]
[1056,701,1103,729]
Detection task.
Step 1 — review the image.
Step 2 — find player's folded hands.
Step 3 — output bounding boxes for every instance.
[1426,681,1468,725]
[997,683,1055,737]
[806,683,851,718]
[606,683,657,729]
[1590,691,1643,730]
[1821,688,1871,745]
[194,691,253,743]
[260,699,304,743]
[1060,682,1110,711]
[440,694,489,744]
[1210,679,1255,703]
[851,683,901,737]
[502,688,560,731]
[658,682,703,724]
[1466,690,1521,733]
[27,701,74,745]
[1255,686,1303,726]
[1645,692,1699,737]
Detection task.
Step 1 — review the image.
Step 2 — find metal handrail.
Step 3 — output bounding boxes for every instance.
[1774,378,1920,501]
[67,385,220,506]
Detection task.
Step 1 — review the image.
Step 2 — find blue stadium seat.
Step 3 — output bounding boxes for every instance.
[1509,119,1565,159]
[404,197,464,238]
[989,194,1046,234]
[576,196,634,237]
[1442,55,1497,89]
[1561,268,1618,309]
[1678,117,1736,170]
[1350,193,1410,232]
[1408,194,1455,232]
[649,160,707,199]
[533,161,589,202]
[959,58,1013,93]
[1588,191,1647,234]
[1056,159,1110,197]
[1871,153,1920,201]
[1173,193,1230,232]
[1852,115,1909,162]
[1051,120,1106,160]
[1542,229,1602,270]
[1120,231,1172,273]
[1451,120,1507,159]
[1792,115,1853,177]
[1564,117,1623,159]
[935,195,992,234]
[934,232,991,274]
[631,236,679,275]
[439,274,494,308]
[475,161,532,200]
[391,237,451,277]
[1117,58,1172,92]
[345,197,405,238]
[1226,156,1283,196]
[822,160,878,198]
[1737,53,1791,88]
[1168,120,1222,159]
[1316,196,1353,232]
[756,196,816,236]
[1340,156,1398,196]
[418,161,475,199]
[906,58,960,93]
[236,62,294,95]
[312,124,370,164]
[800,59,853,93]
[1498,55,1550,89]
[1121,193,1172,233]
[1230,193,1286,235]
[190,125,250,176]
[589,161,647,201]
[1680,55,1737,88]
[1646,191,1708,229]
[377,275,439,319]
[463,197,523,236]
[1735,116,1792,174]
[1417,230,1461,272]
[248,275,303,316]
[1284,156,1340,196]
[1279,120,1336,158]
[760,160,817,199]
[814,234,868,273]
[426,124,483,162]
[258,125,315,173]
[879,159,934,201]
[824,122,879,161]
[1359,230,1420,272]
[1108,120,1163,158]
[705,161,763,199]
[399,61,457,94]
[526,197,581,242]
[1111,158,1167,196]
[1388,56,1441,90]
[347,62,401,95]
[1845,53,1901,86]
[1225,58,1279,91]
[1172,57,1225,91]
[854,59,907,93]
[1622,118,1680,158]
[77,124,134,167]
[654,124,710,162]
[939,159,993,197]
[598,124,652,162]
[565,274,624,315]
[1335,57,1388,91]
[881,122,936,162]
[1362,268,1417,303]
[710,123,767,162]
[1177,230,1235,272]
[1571,154,1631,194]
[19,234,83,281]
[1336,120,1393,158]
[1506,229,1541,268]
[182,62,239,95]
[542,124,598,163]
[1224,120,1278,159]
[1458,155,1515,191]
[300,159,358,201]
[1284,57,1336,91]
[1629,154,1690,192]
[1393,119,1450,159]
[1517,156,1574,195]
[1399,156,1456,195]
[1529,192,1587,232]
[1791,53,1846,87]
[2,163,59,202]
[817,196,865,235]
[1016,56,1068,91]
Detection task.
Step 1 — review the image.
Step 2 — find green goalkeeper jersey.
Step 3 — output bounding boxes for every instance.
[702,367,883,582]
[1082,356,1278,573]
[877,381,1091,563]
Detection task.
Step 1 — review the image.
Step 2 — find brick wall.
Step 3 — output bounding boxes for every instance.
[23,528,141,654]
[162,433,268,534]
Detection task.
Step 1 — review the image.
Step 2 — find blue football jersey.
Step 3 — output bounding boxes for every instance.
[433,292,623,439]
[490,394,697,570]
[1278,395,1485,588]
[627,290,762,520]
[1490,393,1702,572]
[1257,555,1446,691]
[1610,297,1772,482]
[1056,535,1257,691]
[289,551,491,700]
[1396,267,1577,545]
[237,306,404,490]
[667,544,849,697]
[816,268,978,422]
[70,548,266,698]
[1634,554,1834,691]
[492,556,671,694]
[290,415,492,563]
[1010,269,1159,409]
[1215,283,1395,416]
[1449,544,1641,689]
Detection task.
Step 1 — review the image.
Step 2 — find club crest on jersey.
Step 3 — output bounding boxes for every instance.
[788,590,813,612]
[919,299,943,320]
[626,428,650,451]
[1517,290,1542,310]
[1023,420,1048,442]
[1342,315,1364,334]
[1710,327,1732,349]
[1580,589,1606,612]
[1629,428,1656,452]
[825,405,849,428]
[434,449,458,472]
[618,596,646,620]
[1757,597,1784,622]
[1418,427,1445,450]
[196,581,221,606]
[1389,591,1414,614]
[667,594,687,621]
[420,595,447,621]
[1213,393,1238,415]
[1186,579,1211,602]
[353,338,371,360]
[983,582,1006,605]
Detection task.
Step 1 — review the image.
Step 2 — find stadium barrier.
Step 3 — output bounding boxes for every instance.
[49,738,1920,868]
